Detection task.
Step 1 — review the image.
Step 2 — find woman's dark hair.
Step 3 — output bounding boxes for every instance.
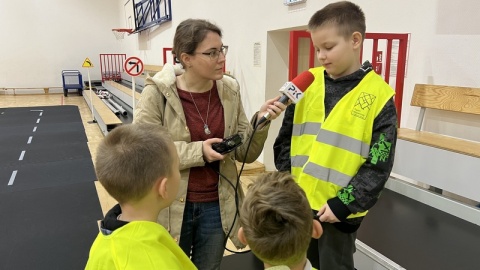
[172,19,222,65]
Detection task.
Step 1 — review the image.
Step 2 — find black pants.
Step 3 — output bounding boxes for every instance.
[307,222,356,270]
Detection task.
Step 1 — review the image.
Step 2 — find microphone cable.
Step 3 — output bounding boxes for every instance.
[207,123,260,254]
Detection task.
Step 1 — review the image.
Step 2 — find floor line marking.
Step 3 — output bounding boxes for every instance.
[39,112,43,116]
[33,126,37,132]
[27,136,33,144]
[8,170,18,186]
[36,118,40,124]
[19,150,26,161]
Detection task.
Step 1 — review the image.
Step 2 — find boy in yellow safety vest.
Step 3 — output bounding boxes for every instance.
[274,1,398,269]
[85,123,197,270]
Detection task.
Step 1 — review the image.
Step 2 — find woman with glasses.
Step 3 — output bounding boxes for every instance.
[134,18,286,270]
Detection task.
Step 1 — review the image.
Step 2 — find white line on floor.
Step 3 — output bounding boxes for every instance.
[8,170,18,185]
[27,136,33,144]
[19,150,26,160]
[39,112,43,116]
[36,118,40,124]
[33,126,37,132]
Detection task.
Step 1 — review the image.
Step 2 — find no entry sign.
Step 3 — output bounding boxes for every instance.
[124,56,144,77]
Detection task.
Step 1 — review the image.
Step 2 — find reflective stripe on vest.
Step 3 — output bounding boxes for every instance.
[292,122,321,136]
[291,67,394,218]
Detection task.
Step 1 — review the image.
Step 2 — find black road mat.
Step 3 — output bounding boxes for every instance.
[0,181,102,270]
[0,141,91,166]
[357,189,480,270]
[0,158,96,193]
[0,120,87,145]
[0,105,102,269]
[0,106,83,126]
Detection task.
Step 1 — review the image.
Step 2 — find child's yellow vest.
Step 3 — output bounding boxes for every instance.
[291,67,394,218]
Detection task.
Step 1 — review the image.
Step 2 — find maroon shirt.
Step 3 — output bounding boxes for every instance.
[177,83,225,202]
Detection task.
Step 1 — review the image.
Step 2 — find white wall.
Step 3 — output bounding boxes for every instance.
[7,0,479,170]
[0,0,123,88]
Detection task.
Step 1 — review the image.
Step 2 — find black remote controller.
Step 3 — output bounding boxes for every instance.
[212,134,243,154]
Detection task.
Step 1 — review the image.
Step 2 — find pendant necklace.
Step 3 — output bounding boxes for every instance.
[183,75,212,135]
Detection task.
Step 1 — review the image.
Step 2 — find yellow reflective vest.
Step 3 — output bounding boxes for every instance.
[291,67,394,219]
[85,221,197,270]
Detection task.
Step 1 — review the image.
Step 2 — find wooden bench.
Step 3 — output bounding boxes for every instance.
[82,89,122,135]
[134,64,163,88]
[393,84,480,203]
[143,64,163,75]
[235,160,266,176]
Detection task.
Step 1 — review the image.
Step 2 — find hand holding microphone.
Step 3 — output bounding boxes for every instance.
[256,71,315,127]
[256,96,287,127]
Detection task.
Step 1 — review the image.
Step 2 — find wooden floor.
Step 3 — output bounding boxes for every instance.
[0,93,256,255]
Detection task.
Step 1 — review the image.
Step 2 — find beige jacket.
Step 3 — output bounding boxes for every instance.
[133,63,270,248]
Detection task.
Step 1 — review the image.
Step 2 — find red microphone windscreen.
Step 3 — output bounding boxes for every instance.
[291,71,315,92]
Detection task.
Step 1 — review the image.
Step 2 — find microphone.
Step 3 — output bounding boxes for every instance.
[257,71,315,126]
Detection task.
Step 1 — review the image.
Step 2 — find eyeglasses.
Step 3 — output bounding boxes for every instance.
[195,46,228,60]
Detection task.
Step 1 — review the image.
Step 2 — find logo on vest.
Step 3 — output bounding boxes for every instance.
[352,92,376,119]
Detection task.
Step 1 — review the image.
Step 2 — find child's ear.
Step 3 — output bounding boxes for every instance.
[312,220,323,239]
[156,177,168,199]
[237,227,248,245]
[352,32,363,49]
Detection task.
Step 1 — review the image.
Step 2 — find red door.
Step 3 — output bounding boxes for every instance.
[288,31,315,81]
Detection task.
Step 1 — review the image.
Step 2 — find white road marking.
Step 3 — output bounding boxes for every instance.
[33,126,37,132]
[19,151,26,160]
[8,170,18,185]
[27,136,33,144]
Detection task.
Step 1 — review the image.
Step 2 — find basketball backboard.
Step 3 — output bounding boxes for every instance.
[124,0,135,30]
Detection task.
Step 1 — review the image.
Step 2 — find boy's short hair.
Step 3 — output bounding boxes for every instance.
[239,172,312,266]
[308,1,366,39]
[95,123,174,204]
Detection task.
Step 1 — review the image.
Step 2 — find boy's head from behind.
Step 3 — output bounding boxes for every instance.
[95,123,179,206]
[308,1,366,79]
[238,172,322,267]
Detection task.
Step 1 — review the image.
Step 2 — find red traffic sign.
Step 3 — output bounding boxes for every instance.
[124,56,144,77]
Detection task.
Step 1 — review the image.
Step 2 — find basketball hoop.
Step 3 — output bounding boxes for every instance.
[112,28,133,40]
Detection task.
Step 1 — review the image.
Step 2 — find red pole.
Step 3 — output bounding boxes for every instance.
[371,39,378,73]
[384,39,392,84]
[395,35,409,126]
[100,54,104,82]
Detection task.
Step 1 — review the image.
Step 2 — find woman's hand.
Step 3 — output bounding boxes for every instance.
[202,138,226,163]
[257,96,288,128]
